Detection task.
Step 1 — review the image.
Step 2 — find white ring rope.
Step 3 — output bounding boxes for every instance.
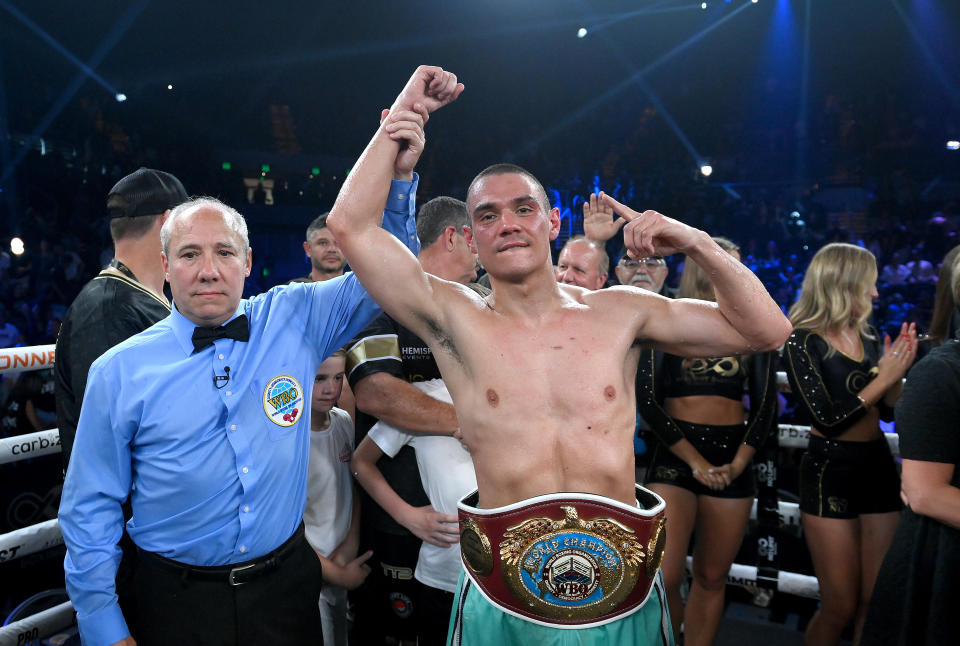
[776,370,791,391]
[0,600,74,646]
[778,424,900,455]
[750,500,801,527]
[0,519,63,564]
[0,345,55,375]
[0,428,61,465]
[685,557,821,600]
[0,425,897,465]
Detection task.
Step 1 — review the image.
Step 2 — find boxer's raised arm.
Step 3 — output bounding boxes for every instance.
[327,66,464,340]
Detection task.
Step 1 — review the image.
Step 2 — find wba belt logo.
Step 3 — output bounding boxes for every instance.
[263,375,304,426]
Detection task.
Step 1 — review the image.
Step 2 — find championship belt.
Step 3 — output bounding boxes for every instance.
[457,486,667,628]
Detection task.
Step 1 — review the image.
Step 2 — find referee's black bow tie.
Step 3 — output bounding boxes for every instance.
[191,315,250,352]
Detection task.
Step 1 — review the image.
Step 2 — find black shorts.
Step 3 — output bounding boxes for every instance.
[799,435,902,519]
[645,421,756,499]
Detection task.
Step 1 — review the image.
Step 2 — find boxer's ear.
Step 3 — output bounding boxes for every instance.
[548,207,561,241]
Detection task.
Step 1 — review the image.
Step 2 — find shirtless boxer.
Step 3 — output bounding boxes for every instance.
[327,66,792,645]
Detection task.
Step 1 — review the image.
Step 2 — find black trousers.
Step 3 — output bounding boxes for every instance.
[414,580,455,646]
[132,530,323,646]
[349,530,422,643]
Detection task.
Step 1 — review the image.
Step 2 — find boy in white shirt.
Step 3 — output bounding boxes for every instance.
[351,378,477,645]
[304,349,373,646]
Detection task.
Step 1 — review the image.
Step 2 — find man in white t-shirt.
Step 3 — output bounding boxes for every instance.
[351,379,476,645]
[304,349,374,646]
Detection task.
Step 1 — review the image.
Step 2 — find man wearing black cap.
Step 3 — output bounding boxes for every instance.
[54,168,187,640]
[55,167,188,474]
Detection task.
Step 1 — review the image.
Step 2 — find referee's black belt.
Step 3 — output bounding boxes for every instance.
[136,523,305,587]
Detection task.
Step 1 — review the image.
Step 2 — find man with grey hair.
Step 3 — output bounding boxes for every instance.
[555,235,609,290]
[59,130,423,646]
[303,212,347,281]
[582,192,670,295]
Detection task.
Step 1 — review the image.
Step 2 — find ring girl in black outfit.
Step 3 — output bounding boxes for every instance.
[784,242,917,646]
[639,238,778,646]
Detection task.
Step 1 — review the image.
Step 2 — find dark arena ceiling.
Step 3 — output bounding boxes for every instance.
[2,0,957,170]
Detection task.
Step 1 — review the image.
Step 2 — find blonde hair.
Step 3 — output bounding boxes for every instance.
[677,237,740,301]
[789,243,877,344]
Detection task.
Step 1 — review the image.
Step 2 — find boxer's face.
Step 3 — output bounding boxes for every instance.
[465,173,560,281]
[162,207,251,327]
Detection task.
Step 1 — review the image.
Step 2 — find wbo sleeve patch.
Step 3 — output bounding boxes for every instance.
[263,375,304,426]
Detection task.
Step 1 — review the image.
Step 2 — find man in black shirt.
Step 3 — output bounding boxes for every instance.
[54,168,186,637]
[56,168,188,474]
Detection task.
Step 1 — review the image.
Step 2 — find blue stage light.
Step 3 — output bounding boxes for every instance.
[115,93,127,102]
[577,27,587,38]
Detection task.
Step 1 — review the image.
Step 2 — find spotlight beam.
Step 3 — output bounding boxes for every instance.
[794,0,812,189]
[206,5,706,141]
[889,0,960,108]
[0,0,120,96]
[125,5,702,89]
[515,0,755,160]
[0,0,149,191]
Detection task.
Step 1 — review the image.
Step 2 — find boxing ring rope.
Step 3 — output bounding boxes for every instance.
[0,518,63,563]
[0,601,74,646]
[0,345,56,376]
[0,428,61,465]
[777,423,899,454]
[0,345,74,643]
[684,556,822,600]
[0,351,896,639]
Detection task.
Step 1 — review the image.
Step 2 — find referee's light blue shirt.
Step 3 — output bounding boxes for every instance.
[59,176,418,646]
